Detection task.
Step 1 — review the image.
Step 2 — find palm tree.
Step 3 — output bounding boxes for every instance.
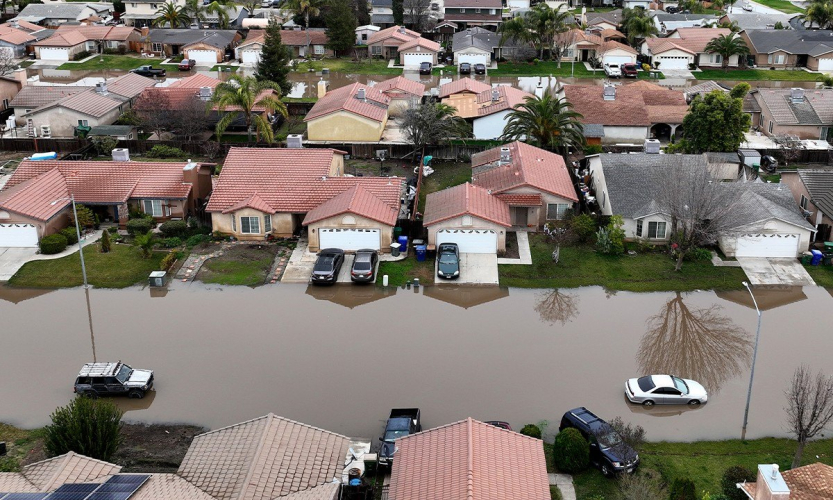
[800,0,833,29]
[183,0,205,25]
[498,16,531,62]
[622,8,658,45]
[501,90,585,157]
[134,231,155,259]
[153,1,191,27]
[704,34,749,71]
[204,0,230,28]
[283,0,327,55]
[527,4,571,60]
[211,74,288,143]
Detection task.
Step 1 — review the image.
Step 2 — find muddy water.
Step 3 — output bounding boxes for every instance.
[0,283,830,442]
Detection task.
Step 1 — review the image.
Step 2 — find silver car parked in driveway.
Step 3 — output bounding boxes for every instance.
[625,374,707,407]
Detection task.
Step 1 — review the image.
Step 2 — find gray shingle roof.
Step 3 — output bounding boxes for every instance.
[798,169,833,216]
[16,3,104,19]
[371,13,394,24]
[722,12,797,30]
[744,29,833,55]
[452,26,499,52]
[705,152,741,163]
[654,13,719,22]
[755,88,833,125]
[89,124,135,136]
[684,80,727,99]
[586,9,623,26]
[146,29,237,48]
[583,123,605,138]
[730,182,815,230]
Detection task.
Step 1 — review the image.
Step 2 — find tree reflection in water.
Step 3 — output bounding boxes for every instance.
[638,292,752,394]
[534,289,579,326]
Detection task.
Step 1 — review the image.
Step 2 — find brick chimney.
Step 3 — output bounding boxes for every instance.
[141,26,149,37]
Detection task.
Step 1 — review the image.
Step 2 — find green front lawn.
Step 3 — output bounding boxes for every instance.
[499,234,748,292]
[210,65,238,72]
[804,263,833,287]
[197,245,279,287]
[490,61,663,80]
[294,58,402,75]
[8,244,165,289]
[57,55,162,71]
[747,0,804,13]
[695,68,820,81]
[377,255,435,286]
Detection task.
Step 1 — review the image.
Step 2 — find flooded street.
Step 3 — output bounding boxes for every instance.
[1,283,830,442]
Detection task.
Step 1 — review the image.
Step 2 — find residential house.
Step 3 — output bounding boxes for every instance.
[584,9,624,31]
[32,25,139,61]
[741,29,833,70]
[234,29,264,65]
[738,463,833,499]
[207,148,405,250]
[752,87,833,139]
[388,418,550,499]
[424,182,512,253]
[0,68,27,113]
[443,0,503,30]
[0,157,212,246]
[432,20,459,45]
[13,2,112,28]
[642,28,738,70]
[88,124,138,140]
[10,72,155,136]
[445,84,532,140]
[654,13,720,34]
[0,414,352,500]
[370,0,395,28]
[704,151,744,181]
[134,73,221,131]
[719,12,797,30]
[451,26,536,65]
[684,80,762,125]
[588,153,815,257]
[281,28,332,58]
[560,28,636,66]
[372,75,425,116]
[201,5,249,29]
[782,169,833,241]
[562,81,689,142]
[355,24,380,45]
[0,20,50,58]
[121,0,186,27]
[140,29,241,63]
[397,36,440,68]
[367,25,420,60]
[304,82,390,142]
[438,76,492,99]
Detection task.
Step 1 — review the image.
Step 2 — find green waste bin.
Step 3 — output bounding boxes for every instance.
[393,227,403,241]
[801,252,813,265]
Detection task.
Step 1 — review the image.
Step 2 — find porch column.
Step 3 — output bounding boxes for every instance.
[669,124,679,138]
[117,203,129,229]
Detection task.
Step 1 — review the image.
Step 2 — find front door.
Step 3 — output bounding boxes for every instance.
[512,207,527,226]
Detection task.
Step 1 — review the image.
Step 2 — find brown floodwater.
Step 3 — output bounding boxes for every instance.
[0,283,830,442]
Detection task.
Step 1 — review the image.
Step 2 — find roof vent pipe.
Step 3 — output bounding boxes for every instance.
[491,88,500,101]
[357,87,366,100]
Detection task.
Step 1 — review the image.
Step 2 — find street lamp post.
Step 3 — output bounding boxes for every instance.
[51,194,88,289]
[740,280,762,441]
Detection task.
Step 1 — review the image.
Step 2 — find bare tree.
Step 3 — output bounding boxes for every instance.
[657,158,739,271]
[618,469,667,500]
[134,90,174,139]
[0,51,16,76]
[639,292,752,394]
[534,289,579,326]
[772,134,804,168]
[784,365,833,469]
[554,28,577,69]
[173,95,210,141]
[402,0,430,32]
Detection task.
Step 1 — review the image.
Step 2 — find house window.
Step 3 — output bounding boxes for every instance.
[489,8,495,14]
[647,221,666,239]
[710,54,722,64]
[362,33,367,41]
[800,195,808,210]
[150,3,157,8]
[131,2,136,6]
[77,119,88,126]
[371,45,381,55]
[768,120,773,133]
[152,42,163,52]
[264,215,272,233]
[314,45,324,55]
[1,98,8,110]
[460,8,465,13]
[636,220,643,237]
[546,203,569,220]
[240,216,260,234]
[475,8,481,13]
[231,214,236,231]
[143,199,163,217]
[767,53,785,64]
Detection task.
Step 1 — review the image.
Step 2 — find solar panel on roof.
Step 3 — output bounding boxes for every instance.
[93,484,133,494]
[2,495,50,500]
[103,476,149,485]
[51,485,98,494]
[86,493,131,500]
[45,493,93,500]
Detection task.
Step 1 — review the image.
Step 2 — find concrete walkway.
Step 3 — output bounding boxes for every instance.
[711,251,743,267]
[497,231,532,265]
[737,257,816,286]
[548,473,576,500]
[0,230,103,281]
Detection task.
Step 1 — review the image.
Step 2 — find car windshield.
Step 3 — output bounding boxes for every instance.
[637,376,655,392]
[673,376,689,394]
[439,254,457,264]
[384,430,410,441]
[597,431,622,449]
[115,364,132,383]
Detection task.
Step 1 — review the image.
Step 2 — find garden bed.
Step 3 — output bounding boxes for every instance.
[196,244,280,287]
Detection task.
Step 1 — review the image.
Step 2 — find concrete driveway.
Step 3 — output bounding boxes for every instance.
[436,253,499,285]
[737,257,816,286]
[0,247,38,281]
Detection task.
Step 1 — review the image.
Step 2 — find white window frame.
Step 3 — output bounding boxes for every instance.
[768,120,773,134]
[768,53,785,64]
[264,215,272,233]
[371,45,381,55]
[240,216,260,234]
[143,199,163,217]
[77,119,88,127]
[636,220,643,237]
[546,203,569,220]
[2,98,8,110]
[152,42,163,52]
[314,45,324,55]
[800,194,808,210]
[647,221,666,239]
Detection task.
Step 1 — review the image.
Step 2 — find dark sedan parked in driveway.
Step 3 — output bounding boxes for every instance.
[311,248,344,285]
[350,249,378,283]
[459,62,472,74]
[437,243,459,279]
[474,63,486,75]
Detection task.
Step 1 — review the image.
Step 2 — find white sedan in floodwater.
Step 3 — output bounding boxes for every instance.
[625,375,708,407]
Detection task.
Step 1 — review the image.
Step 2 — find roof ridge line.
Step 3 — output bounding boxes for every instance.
[43,451,73,491]
[235,412,276,500]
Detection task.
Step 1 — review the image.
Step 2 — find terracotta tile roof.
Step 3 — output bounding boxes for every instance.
[495,193,542,206]
[130,474,215,500]
[302,184,400,225]
[472,141,578,201]
[6,19,43,32]
[280,29,328,46]
[167,73,222,89]
[424,182,511,227]
[666,27,732,53]
[438,77,491,98]
[177,413,351,500]
[136,87,203,109]
[237,29,264,48]
[0,169,69,221]
[53,24,136,41]
[31,29,87,46]
[388,418,550,500]
[207,148,402,215]
[563,81,688,126]
[280,483,340,500]
[781,462,833,499]
[105,72,155,98]
[222,192,275,214]
[22,452,121,491]
[373,76,425,98]
[305,82,389,123]
[397,36,440,52]
[0,25,35,45]
[9,86,91,108]
[645,37,697,55]
[0,473,38,492]
[368,25,419,45]
[474,85,532,117]
[600,38,637,55]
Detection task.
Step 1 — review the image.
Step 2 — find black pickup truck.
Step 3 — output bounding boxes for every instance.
[130,65,166,78]
[378,408,421,467]
[559,407,639,477]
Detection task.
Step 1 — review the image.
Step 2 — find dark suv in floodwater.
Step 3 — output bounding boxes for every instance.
[559,407,639,477]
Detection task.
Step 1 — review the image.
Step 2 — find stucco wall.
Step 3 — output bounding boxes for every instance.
[473,110,510,140]
[588,156,612,216]
[307,111,386,141]
[25,105,122,136]
[426,215,508,253]
[453,46,490,65]
[0,209,70,240]
[501,186,575,227]
[759,102,822,139]
[781,171,833,236]
[306,213,394,252]
[624,214,672,241]
[698,52,739,68]
[211,209,295,239]
[601,125,649,143]
[718,220,812,257]
[0,79,21,111]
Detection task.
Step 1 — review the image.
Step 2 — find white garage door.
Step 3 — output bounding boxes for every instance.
[735,233,799,258]
[436,229,497,254]
[457,52,489,66]
[0,224,39,247]
[188,49,218,65]
[603,55,634,66]
[319,228,381,251]
[402,52,431,69]
[241,49,261,65]
[657,56,689,69]
[818,59,833,71]
[39,47,69,61]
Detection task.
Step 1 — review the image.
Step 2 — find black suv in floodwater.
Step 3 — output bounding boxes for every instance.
[559,407,639,477]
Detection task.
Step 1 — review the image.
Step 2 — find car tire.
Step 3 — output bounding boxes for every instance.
[688,399,700,406]
[642,400,655,407]
[82,391,98,399]
[601,464,612,477]
[128,390,144,399]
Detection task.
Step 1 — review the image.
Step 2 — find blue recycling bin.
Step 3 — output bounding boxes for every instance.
[398,236,409,254]
[811,249,823,266]
[415,245,427,262]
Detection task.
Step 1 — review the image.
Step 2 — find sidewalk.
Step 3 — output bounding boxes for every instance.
[497,231,532,265]
[548,473,576,500]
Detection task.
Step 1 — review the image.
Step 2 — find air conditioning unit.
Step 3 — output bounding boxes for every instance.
[148,270,167,287]
[286,134,303,148]
[112,148,130,161]
[40,125,51,138]
[644,138,661,154]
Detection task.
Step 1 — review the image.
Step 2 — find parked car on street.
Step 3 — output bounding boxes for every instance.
[178,58,196,71]
[437,243,460,279]
[621,63,638,78]
[485,421,513,431]
[379,408,421,467]
[459,62,472,74]
[350,249,378,283]
[419,62,432,75]
[604,63,621,78]
[474,63,486,75]
[311,248,344,285]
[625,374,708,406]
[559,407,639,477]
[665,5,678,13]
[74,362,154,399]
[130,65,166,78]
[742,1,753,10]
